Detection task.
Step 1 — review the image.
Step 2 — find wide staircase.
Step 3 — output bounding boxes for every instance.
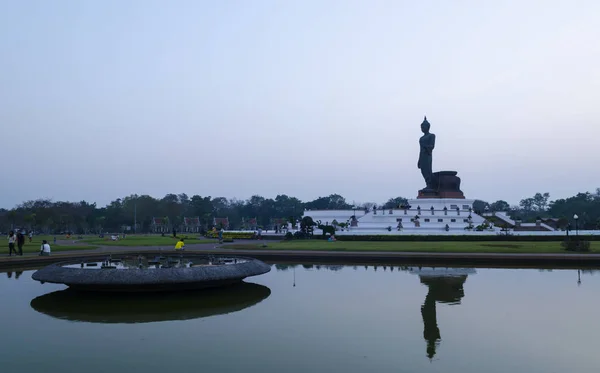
[482,212,554,231]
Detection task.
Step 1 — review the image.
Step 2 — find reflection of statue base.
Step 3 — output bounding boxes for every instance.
[418,171,465,199]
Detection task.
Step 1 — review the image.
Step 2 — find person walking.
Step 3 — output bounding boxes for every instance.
[39,240,51,256]
[28,231,33,243]
[16,231,25,256]
[218,228,224,244]
[8,231,18,256]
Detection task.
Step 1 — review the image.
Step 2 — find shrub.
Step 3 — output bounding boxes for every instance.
[205,232,256,239]
[561,237,591,252]
[284,232,294,241]
[335,235,600,242]
[293,231,306,239]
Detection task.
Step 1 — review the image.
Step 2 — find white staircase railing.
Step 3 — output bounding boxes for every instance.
[493,212,516,226]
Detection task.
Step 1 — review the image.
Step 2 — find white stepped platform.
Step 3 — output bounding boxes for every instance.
[304,198,493,233]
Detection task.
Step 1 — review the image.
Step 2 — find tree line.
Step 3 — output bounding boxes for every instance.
[1,189,599,234]
[475,190,600,230]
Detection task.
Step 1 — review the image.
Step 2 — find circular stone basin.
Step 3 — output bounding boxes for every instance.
[30,282,271,323]
[31,254,271,292]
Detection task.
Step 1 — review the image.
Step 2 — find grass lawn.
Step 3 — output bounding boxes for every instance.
[223,240,600,253]
[5,235,97,254]
[82,234,216,247]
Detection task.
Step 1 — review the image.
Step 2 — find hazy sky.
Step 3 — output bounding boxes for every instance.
[2,0,599,209]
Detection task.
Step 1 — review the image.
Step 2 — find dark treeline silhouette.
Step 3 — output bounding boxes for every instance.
[0,193,357,234]
[1,189,599,234]
[473,189,600,230]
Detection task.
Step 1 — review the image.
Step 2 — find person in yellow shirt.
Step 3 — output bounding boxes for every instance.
[174,238,185,251]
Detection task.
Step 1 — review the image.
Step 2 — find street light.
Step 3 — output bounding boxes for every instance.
[134,197,137,234]
[574,214,579,236]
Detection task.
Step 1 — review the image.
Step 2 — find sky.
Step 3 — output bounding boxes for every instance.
[1,0,599,209]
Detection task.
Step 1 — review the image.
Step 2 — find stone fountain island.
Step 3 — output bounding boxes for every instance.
[31,253,271,292]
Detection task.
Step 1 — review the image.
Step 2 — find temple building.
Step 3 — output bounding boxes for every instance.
[242,217,258,230]
[151,217,169,233]
[213,217,230,230]
[181,217,201,233]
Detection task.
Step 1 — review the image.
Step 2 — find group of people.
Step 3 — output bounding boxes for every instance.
[173,227,226,251]
[7,231,51,256]
[8,231,24,256]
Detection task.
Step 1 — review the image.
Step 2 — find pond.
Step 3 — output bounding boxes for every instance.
[1,264,599,373]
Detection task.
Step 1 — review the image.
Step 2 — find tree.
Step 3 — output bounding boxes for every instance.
[7,210,16,229]
[490,200,510,212]
[24,213,36,230]
[6,188,600,233]
[161,194,183,227]
[532,192,550,211]
[519,198,534,212]
[383,197,408,209]
[548,192,600,229]
[472,200,490,214]
[304,194,351,210]
[95,216,105,234]
[556,217,569,230]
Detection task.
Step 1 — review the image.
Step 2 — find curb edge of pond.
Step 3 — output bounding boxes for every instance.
[2,249,600,270]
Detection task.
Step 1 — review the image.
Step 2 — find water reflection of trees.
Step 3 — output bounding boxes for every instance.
[274,264,343,271]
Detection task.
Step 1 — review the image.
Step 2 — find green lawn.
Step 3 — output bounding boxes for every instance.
[224,240,600,253]
[82,235,216,247]
[6,236,97,254]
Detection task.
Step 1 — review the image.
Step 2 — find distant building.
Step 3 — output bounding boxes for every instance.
[181,216,201,233]
[213,217,230,230]
[242,217,258,230]
[271,218,287,230]
[151,217,169,233]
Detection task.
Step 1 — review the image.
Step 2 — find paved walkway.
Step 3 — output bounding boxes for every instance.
[0,240,253,260]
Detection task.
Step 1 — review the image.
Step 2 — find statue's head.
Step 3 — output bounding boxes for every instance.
[421,116,430,134]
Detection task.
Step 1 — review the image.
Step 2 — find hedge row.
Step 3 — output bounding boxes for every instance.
[334,234,599,242]
[205,232,289,240]
[205,232,256,239]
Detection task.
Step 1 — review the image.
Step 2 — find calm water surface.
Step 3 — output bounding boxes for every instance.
[1,264,599,373]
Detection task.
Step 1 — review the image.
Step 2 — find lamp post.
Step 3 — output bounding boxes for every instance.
[574,214,579,236]
[132,194,138,234]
